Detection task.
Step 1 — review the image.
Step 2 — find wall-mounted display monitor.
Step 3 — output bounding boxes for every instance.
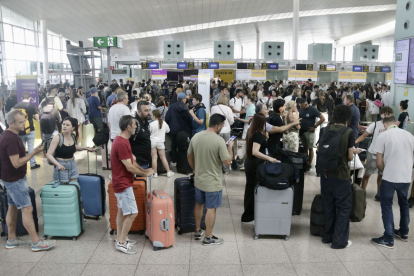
[296,64,307,70]
[381,66,391,73]
[261,63,279,70]
[408,38,414,85]
[320,64,336,71]
[237,63,248,69]
[201,62,220,69]
[142,62,159,69]
[394,39,410,84]
[353,65,370,72]
[177,62,188,69]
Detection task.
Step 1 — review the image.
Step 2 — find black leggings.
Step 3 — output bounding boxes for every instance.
[241,158,264,222]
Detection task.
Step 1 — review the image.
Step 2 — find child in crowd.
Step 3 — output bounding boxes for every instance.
[149,109,174,178]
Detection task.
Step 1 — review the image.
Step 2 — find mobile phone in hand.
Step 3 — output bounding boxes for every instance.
[226,135,237,145]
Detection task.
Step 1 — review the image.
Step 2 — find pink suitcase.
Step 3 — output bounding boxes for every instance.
[145,176,175,251]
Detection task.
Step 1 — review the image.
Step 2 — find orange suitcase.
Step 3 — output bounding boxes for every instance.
[145,176,175,251]
[108,177,146,235]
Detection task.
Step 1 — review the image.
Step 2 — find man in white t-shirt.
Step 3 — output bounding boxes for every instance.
[371,116,414,249]
[229,89,245,119]
[108,91,131,142]
[355,107,393,201]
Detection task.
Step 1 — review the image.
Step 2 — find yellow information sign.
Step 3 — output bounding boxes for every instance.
[404,87,408,96]
[188,62,195,69]
[307,64,314,71]
[201,62,209,69]
[214,70,234,83]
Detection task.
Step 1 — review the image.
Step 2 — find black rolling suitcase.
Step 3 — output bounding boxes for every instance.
[174,176,206,234]
[0,186,39,237]
[276,149,306,215]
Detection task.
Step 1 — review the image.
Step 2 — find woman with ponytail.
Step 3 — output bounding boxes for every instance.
[149,109,174,178]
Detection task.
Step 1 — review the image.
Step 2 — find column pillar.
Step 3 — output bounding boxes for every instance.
[40,20,49,84]
[293,0,299,60]
[256,30,260,60]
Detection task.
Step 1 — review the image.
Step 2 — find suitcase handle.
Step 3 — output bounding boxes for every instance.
[152,190,160,198]
[54,169,70,188]
[87,150,98,175]
[160,218,170,231]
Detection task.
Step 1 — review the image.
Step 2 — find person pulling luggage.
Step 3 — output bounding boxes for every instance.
[111,115,154,254]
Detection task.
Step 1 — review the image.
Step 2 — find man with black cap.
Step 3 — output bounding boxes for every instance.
[165,92,193,166]
[297,97,325,170]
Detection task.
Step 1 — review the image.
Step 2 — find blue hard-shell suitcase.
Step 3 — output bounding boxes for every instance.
[174,176,206,234]
[78,151,106,219]
[41,170,84,240]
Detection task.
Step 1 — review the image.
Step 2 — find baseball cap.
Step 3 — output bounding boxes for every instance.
[177,92,186,100]
[78,86,83,89]
[90,87,98,93]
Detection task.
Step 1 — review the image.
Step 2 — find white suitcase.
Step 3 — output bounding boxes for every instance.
[254,186,293,241]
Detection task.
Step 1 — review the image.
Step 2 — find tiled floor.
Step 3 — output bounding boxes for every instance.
[1,150,414,276]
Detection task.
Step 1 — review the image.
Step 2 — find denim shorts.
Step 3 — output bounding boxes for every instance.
[195,187,222,209]
[2,176,32,209]
[115,186,138,216]
[53,158,79,181]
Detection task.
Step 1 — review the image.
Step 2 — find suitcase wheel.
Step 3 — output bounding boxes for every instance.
[137,230,145,235]
[145,235,149,240]
[253,234,259,240]
[178,229,183,235]
[110,229,116,235]
[285,236,289,241]
[73,237,77,241]
[153,246,158,251]
[95,216,100,220]
[0,232,5,237]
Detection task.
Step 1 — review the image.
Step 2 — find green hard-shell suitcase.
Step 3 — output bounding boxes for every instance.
[41,170,85,240]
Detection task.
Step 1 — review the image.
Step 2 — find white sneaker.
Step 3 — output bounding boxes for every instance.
[43,158,48,162]
[109,173,112,180]
[171,162,177,167]
[115,241,137,254]
[167,171,175,178]
[346,240,352,248]
[153,173,158,178]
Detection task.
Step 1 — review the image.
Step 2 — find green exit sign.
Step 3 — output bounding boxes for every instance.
[93,37,123,48]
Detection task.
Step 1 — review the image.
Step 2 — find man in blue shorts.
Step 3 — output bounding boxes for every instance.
[0,110,56,251]
[187,114,234,246]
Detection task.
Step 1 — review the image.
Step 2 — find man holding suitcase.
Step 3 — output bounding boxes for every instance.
[0,110,56,251]
[187,114,234,245]
[111,115,153,254]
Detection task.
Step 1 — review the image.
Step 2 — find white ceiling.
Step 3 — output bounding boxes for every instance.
[1,0,398,58]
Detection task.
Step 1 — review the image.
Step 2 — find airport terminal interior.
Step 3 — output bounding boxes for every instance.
[1,0,414,275]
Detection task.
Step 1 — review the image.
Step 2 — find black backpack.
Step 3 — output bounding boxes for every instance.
[93,123,110,146]
[316,126,351,175]
[40,109,56,134]
[256,162,298,190]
